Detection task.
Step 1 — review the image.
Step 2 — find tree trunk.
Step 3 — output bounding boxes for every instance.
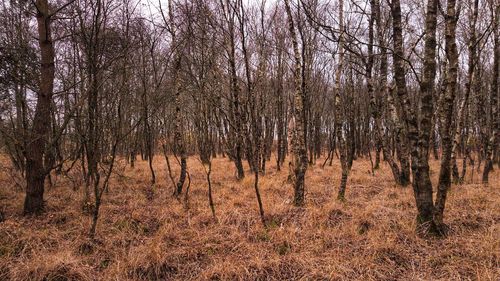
[24,0,55,215]
[173,55,187,196]
[284,0,308,206]
[482,4,499,183]
[335,0,350,200]
[452,0,479,184]
[389,0,411,186]
[373,0,403,184]
[434,0,459,227]
[391,0,440,233]
[414,0,439,232]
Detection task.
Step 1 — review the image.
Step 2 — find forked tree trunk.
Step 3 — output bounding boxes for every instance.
[391,0,441,233]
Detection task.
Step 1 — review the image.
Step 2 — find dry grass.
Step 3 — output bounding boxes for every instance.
[0,154,499,280]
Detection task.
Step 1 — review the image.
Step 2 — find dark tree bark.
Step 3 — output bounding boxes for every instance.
[452,0,479,184]
[413,0,440,232]
[390,0,442,233]
[482,3,499,183]
[389,0,410,186]
[24,0,55,215]
[435,0,459,226]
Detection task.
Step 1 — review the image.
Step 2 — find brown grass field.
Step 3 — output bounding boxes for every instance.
[0,155,499,280]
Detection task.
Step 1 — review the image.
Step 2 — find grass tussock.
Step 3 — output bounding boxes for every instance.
[0,155,499,280]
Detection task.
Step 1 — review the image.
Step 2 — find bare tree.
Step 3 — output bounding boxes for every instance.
[482,1,499,183]
[284,0,308,206]
[23,0,57,215]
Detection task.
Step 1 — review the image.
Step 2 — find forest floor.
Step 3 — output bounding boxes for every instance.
[0,155,499,280]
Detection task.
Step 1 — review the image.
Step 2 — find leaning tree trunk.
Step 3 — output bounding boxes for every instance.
[24,0,55,215]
